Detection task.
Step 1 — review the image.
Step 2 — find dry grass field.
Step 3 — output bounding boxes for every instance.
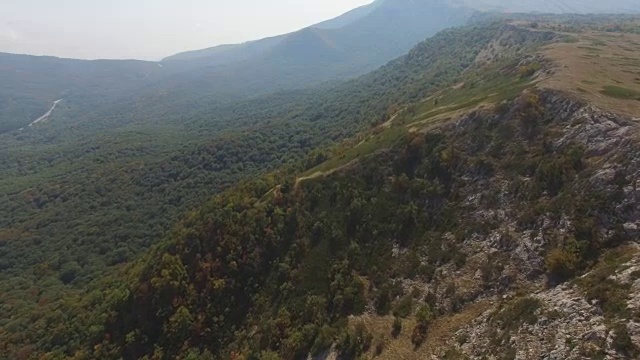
[541,30,640,118]
[347,300,492,359]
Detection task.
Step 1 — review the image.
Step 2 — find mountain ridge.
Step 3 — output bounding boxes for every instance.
[0,0,472,134]
[4,0,640,135]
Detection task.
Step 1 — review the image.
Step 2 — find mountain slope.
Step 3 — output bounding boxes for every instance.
[313,0,385,29]
[81,18,640,360]
[161,0,384,63]
[58,22,557,360]
[168,0,472,70]
[0,22,523,359]
[140,0,472,118]
[163,0,384,63]
[161,35,286,64]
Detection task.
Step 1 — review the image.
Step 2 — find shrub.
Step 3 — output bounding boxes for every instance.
[518,62,541,78]
[546,247,579,284]
[392,295,414,318]
[585,279,630,318]
[411,305,433,348]
[259,351,282,360]
[338,322,373,358]
[494,297,542,331]
[375,286,392,315]
[391,317,402,338]
[456,333,469,345]
[416,305,433,325]
[612,323,639,357]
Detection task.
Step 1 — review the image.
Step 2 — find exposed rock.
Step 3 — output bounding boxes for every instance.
[414,89,640,359]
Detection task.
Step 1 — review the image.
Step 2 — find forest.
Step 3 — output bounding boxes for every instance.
[2,13,639,360]
[86,86,632,359]
[0,22,516,358]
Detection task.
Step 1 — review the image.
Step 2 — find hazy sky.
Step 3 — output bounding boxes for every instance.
[0,0,373,61]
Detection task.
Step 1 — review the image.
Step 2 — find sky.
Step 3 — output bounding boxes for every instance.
[0,0,373,61]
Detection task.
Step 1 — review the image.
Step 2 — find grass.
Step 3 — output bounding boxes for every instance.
[541,29,640,117]
[411,73,532,125]
[600,85,640,100]
[561,36,580,44]
[492,297,542,331]
[298,72,531,182]
[578,46,603,52]
[350,300,492,359]
[298,63,535,185]
[299,125,406,178]
[583,37,607,46]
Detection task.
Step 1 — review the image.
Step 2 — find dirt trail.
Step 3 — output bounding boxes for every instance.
[29,99,62,127]
[294,160,359,191]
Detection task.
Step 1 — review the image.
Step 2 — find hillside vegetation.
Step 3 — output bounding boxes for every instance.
[0,22,529,359]
[83,17,640,360]
[2,12,640,360]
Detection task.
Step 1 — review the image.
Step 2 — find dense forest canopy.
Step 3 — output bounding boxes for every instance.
[0,21,522,358]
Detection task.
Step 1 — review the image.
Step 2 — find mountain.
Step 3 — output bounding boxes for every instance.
[3,0,640,135]
[161,35,286,64]
[0,20,521,359]
[165,0,472,69]
[164,0,640,65]
[162,0,384,63]
[161,0,385,63]
[146,0,473,114]
[75,16,640,360]
[0,0,472,134]
[6,13,640,359]
[313,0,385,29]
[2,2,640,359]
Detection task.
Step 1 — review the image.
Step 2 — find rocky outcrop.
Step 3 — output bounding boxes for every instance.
[403,89,640,358]
[446,246,640,360]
